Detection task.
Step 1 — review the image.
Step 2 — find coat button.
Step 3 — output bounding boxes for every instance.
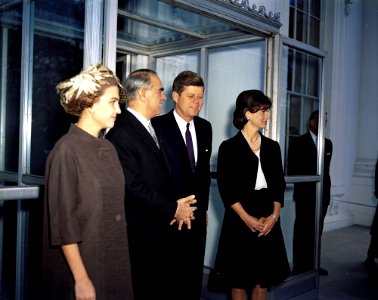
[115,214,122,222]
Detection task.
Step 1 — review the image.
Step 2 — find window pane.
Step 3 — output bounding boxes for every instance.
[311,0,321,18]
[288,95,302,137]
[30,0,84,175]
[297,0,309,13]
[289,0,321,46]
[294,52,307,94]
[284,48,322,177]
[289,6,295,39]
[307,55,320,97]
[206,41,266,267]
[301,97,319,134]
[0,3,22,173]
[309,17,320,47]
[156,52,200,114]
[118,0,236,47]
[297,11,309,43]
[287,49,294,91]
[207,42,266,161]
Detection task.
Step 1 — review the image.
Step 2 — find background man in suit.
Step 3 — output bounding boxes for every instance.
[106,69,197,300]
[288,110,333,276]
[152,70,212,299]
[364,159,378,272]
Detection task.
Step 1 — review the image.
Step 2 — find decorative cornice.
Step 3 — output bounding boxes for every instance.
[217,0,280,22]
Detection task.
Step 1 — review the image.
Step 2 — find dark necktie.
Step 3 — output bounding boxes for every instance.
[185,123,195,172]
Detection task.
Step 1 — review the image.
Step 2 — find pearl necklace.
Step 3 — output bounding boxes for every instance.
[241,130,261,151]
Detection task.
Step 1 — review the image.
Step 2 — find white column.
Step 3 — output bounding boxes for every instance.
[103,0,118,72]
[84,0,103,68]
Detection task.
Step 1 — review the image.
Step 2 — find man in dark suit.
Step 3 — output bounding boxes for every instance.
[152,71,212,300]
[364,159,378,270]
[288,110,333,276]
[106,69,197,300]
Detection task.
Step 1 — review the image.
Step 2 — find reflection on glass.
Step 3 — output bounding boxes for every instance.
[0,3,22,173]
[284,48,321,176]
[30,0,84,175]
[156,51,200,114]
[117,0,237,47]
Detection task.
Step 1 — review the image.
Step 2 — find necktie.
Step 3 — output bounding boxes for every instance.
[148,122,159,148]
[185,123,195,172]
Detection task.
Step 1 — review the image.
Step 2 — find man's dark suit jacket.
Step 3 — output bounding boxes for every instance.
[288,131,332,211]
[106,109,178,299]
[152,110,212,300]
[287,131,333,273]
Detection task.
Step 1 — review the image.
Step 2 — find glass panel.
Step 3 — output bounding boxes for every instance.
[287,48,294,91]
[0,2,22,173]
[294,51,306,93]
[298,11,309,43]
[0,193,43,299]
[0,199,17,299]
[207,42,266,162]
[311,0,321,18]
[205,41,266,268]
[117,16,194,46]
[118,0,239,47]
[309,16,320,47]
[307,54,320,97]
[21,195,44,298]
[296,10,303,42]
[156,51,200,114]
[297,0,309,13]
[283,44,323,276]
[289,0,320,46]
[289,6,295,39]
[288,95,302,138]
[30,0,84,175]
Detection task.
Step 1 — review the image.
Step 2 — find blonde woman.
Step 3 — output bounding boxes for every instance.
[43,64,133,300]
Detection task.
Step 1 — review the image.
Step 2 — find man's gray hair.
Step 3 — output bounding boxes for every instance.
[125,69,157,101]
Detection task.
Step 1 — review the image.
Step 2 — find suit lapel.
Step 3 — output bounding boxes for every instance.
[126,110,164,159]
[194,117,207,168]
[165,111,196,172]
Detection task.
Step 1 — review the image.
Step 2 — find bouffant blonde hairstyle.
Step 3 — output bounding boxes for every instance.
[56,63,126,116]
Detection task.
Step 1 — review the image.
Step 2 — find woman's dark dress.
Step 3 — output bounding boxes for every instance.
[43,124,133,299]
[215,132,290,289]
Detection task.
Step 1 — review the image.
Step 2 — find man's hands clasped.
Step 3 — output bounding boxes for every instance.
[170,195,197,230]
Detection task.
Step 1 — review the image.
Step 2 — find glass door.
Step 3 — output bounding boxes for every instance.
[0,1,84,299]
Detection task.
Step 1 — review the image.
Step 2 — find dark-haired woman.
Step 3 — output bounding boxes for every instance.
[215,90,290,300]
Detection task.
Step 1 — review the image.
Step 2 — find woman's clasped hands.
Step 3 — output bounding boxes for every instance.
[247,215,276,237]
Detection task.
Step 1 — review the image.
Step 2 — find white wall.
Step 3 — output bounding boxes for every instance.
[349,0,378,226]
[323,0,378,230]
